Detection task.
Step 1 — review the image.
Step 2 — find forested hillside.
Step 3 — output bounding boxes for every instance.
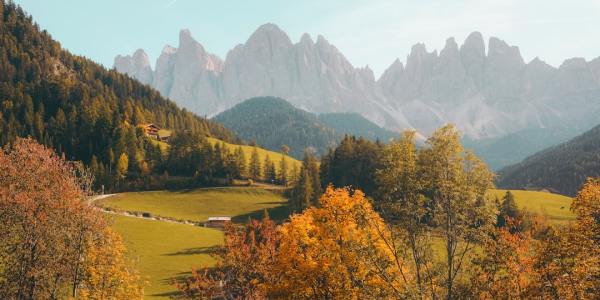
[0,1,239,190]
[463,127,580,170]
[213,97,338,158]
[213,96,397,158]
[317,112,397,142]
[497,124,600,195]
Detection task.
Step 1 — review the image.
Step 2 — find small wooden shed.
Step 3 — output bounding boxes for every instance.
[205,216,231,228]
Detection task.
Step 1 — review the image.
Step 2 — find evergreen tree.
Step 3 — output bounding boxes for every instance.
[497,191,520,228]
[320,135,382,195]
[268,160,277,183]
[0,0,241,191]
[279,155,288,186]
[304,151,322,204]
[289,162,300,186]
[290,150,323,210]
[292,169,313,212]
[263,155,272,182]
[249,147,262,180]
[235,146,247,179]
[263,155,277,183]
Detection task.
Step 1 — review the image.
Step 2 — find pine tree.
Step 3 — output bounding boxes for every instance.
[292,169,313,212]
[497,191,520,228]
[289,162,299,186]
[279,155,288,186]
[249,147,262,180]
[301,150,322,204]
[264,155,276,183]
[269,160,277,183]
[236,146,247,179]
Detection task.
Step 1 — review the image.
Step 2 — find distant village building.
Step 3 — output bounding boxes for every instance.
[141,123,171,142]
[205,216,231,228]
[143,123,160,138]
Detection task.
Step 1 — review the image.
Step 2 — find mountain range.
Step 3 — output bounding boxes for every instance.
[115,24,600,168]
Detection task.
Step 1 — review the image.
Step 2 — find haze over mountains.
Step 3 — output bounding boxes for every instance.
[115,24,600,168]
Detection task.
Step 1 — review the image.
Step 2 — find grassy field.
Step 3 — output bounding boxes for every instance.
[108,214,222,299]
[99,187,290,223]
[488,189,575,224]
[105,187,573,299]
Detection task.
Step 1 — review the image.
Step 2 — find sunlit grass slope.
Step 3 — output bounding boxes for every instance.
[206,137,302,173]
[488,189,575,224]
[109,214,222,299]
[99,187,290,223]
[146,134,302,173]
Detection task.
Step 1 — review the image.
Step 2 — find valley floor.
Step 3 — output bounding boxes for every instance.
[98,187,574,299]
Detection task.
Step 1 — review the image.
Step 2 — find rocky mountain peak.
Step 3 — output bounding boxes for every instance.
[114,25,600,147]
[132,49,150,65]
[460,32,485,87]
[299,33,314,45]
[488,37,524,65]
[440,37,459,58]
[178,29,196,47]
[559,57,588,70]
[405,43,437,77]
[113,49,153,85]
[246,23,292,49]
[178,28,209,54]
[461,31,485,55]
[160,44,177,55]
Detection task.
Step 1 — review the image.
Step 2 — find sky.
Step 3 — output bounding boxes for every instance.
[13,0,600,78]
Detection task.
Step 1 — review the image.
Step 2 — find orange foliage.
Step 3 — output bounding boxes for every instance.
[0,138,144,299]
[270,187,410,299]
[177,215,278,299]
[469,218,535,299]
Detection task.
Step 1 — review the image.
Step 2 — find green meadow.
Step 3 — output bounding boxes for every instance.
[105,187,574,298]
[99,187,289,223]
[108,214,222,299]
[488,189,575,224]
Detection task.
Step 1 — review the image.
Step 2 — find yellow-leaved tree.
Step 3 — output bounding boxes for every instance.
[270,187,412,299]
[77,226,145,300]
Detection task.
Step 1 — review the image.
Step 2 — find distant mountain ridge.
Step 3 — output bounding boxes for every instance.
[115,25,600,137]
[497,124,600,196]
[115,24,600,168]
[213,97,396,158]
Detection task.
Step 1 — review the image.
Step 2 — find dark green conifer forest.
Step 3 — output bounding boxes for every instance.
[0,1,240,191]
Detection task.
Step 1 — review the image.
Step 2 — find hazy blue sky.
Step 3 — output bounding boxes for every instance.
[13,0,600,77]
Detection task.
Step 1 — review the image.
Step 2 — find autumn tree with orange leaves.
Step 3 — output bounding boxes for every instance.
[0,138,144,299]
[177,211,279,299]
[466,218,536,299]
